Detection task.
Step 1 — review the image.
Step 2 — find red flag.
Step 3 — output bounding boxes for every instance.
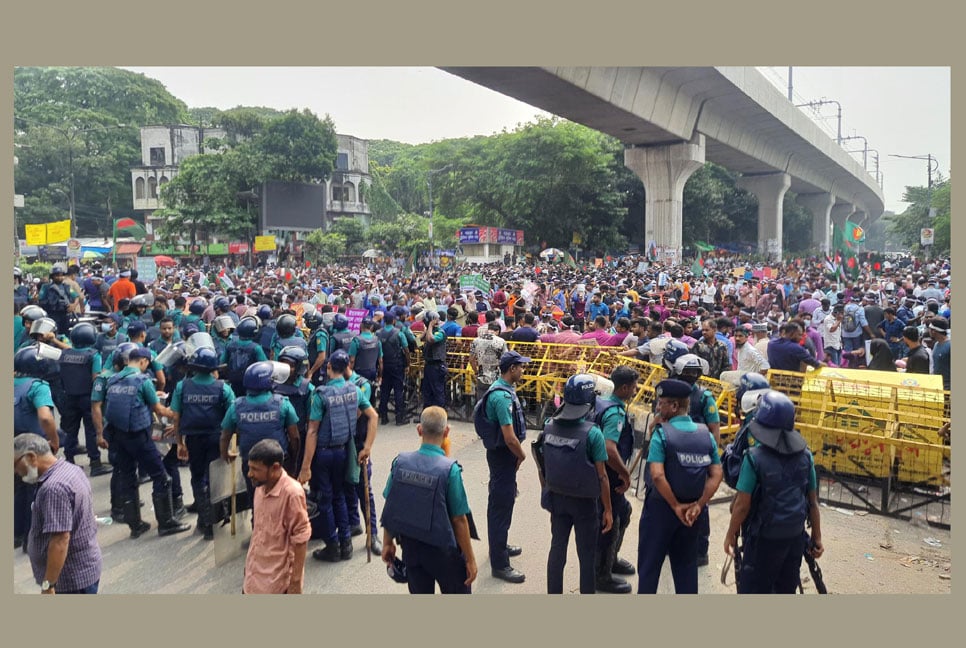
[115,217,137,229]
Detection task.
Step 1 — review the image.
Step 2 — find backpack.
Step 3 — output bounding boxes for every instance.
[721,419,754,490]
[843,306,859,333]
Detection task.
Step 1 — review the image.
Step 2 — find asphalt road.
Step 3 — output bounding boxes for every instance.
[13,418,951,594]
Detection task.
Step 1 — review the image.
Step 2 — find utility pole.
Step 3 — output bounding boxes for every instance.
[795,99,843,144]
[787,66,793,101]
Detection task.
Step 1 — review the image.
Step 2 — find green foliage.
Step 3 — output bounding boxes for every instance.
[365,214,428,256]
[17,261,53,278]
[682,163,758,249]
[329,218,367,254]
[885,177,951,255]
[303,229,347,264]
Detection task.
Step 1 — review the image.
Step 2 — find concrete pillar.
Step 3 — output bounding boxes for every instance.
[624,134,705,266]
[830,203,854,230]
[737,172,791,262]
[798,192,835,255]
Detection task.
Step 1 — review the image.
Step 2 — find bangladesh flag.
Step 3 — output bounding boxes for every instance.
[844,220,866,243]
[114,217,147,239]
[690,252,705,278]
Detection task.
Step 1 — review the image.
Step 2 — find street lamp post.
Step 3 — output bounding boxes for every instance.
[889,153,941,260]
[426,164,453,267]
[15,116,129,237]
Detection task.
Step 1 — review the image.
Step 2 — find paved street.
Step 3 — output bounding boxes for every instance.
[14,418,950,594]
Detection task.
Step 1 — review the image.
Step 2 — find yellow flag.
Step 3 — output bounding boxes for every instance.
[25,223,47,246]
[46,219,71,244]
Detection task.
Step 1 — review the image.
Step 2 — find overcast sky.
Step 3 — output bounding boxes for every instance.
[122,66,949,215]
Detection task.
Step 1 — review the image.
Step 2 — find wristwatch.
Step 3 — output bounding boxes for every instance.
[41,580,55,591]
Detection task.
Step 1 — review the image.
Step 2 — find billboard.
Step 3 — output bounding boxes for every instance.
[260,180,327,231]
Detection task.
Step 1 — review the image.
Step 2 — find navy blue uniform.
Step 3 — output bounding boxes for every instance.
[344,373,378,536]
[377,324,410,424]
[421,328,448,408]
[58,346,102,464]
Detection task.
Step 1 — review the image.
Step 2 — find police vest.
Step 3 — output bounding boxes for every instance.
[14,379,43,435]
[688,385,713,425]
[179,378,228,436]
[235,394,288,458]
[378,326,406,369]
[59,347,97,397]
[473,383,527,450]
[274,335,307,358]
[40,282,71,312]
[225,340,261,391]
[744,445,811,539]
[380,451,458,549]
[316,383,357,448]
[353,334,380,376]
[541,419,599,498]
[646,420,714,504]
[330,329,354,354]
[274,379,311,434]
[96,332,128,364]
[308,329,329,366]
[349,374,370,446]
[594,399,634,463]
[423,332,447,363]
[259,320,277,354]
[104,372,153,433]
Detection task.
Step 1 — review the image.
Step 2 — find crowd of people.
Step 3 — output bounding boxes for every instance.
[12,248,951,594]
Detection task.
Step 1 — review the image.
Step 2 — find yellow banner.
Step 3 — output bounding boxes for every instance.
[254,235,276,252]
[45,219,71,244]
[25,223,47,246]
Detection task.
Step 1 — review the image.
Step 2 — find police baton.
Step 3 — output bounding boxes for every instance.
[363,459,372,563]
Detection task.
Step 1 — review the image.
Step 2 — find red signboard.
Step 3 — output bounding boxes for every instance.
[229,242,250,254]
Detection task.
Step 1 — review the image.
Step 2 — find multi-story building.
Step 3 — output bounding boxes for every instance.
[130,125,371,252]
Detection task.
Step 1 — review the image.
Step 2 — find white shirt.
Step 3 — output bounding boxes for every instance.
[735,341,770,374]
[822,313,842,349]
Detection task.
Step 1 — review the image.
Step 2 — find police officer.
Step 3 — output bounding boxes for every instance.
[16,305,48,351]
[380,406,478,594]
[101,346,191,538]
[327,312,355,360]
[171,347,236,540]
[274,346,314,477]
[223,316,268,398]
[256,304,277,358]
[14,346,61,549]
[24,317,70,420]
[341,357,382,554]
[377,310,411,426]
[637,379,722,594]
[270,313,306,360]
[219,361,300,515]
[95,313,129,365]
[92,342,134,522]
[58,322,112,476]
[184,297,208,333]
[211,314,236,359]
[420,309,448,409]
[148,317,179,355]
[304,309,329,386]
[669,352,720,567]
[38,263,78,334]
[474,350,529,583]
[536,375,612,594]
[723,391,824,593]
[213,295,240,325]
[348,317,382,383]
[299,350,377,563]
[592,366,639,593]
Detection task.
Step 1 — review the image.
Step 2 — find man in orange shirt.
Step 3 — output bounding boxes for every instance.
[242,439,311,594]
[108,270,137,312]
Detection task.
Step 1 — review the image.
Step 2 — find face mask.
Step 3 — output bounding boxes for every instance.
[101,323,113,332]
[21,462,40,485]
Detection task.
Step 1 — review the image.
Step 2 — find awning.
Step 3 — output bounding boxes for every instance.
[114,243,143,255]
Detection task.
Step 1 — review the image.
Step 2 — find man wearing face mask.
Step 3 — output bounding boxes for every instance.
[38,263,78,335]
[15,434,102,594]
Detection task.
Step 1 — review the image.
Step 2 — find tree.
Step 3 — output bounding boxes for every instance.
[329,217,367,255]
[303,229,347,265]
[885,177,951,255]
[14,67,188,237]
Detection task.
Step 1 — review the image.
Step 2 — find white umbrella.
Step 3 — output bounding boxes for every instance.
[361,248,380,259]
[539,247,566,258]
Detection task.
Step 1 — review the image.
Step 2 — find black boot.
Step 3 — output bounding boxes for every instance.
[124,498,151,539]
[312,542,342,562]
[340,537,353,560]
[611,505,635,575]
[596,524,631,593]
[154,487,192,537]
[89,458,113,477]
[196,488,214,541]
[186,501,199,514]
[111,507,126,524]
[172,494,188,520]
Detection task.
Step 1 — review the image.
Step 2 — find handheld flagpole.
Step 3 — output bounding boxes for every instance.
[112,218,117,267]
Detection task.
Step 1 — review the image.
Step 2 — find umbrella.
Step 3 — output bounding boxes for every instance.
[361,248,380,259]
[539,247,566,259]
[155,255,177,267]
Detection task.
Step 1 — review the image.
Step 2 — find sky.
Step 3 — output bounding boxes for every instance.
[121,66,950,215]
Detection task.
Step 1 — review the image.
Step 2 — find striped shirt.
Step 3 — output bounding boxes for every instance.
[28,460,102,592]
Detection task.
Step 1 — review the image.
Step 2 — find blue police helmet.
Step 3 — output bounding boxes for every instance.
[30,317,58,338]
[180,321,201,340]
[213,296,230,312]
[387,556,408,583]
[189,298,208,316]
[278,345,309,376]
[243,361,276,392]
[69,322,97,348]
[753,390,796,430]
[736,372,770,412]
[332,313,349,331]
[276,314,297,338]
[329,349,351,373]
[14,347,45,377]
[257,304,273,321]
[662,339,690,372]
[304,311,324,331]
[236,316,260,340]
[114,342,140,369]
[20,305,47,323]
[188,347,220,372]
[557,374,597,420]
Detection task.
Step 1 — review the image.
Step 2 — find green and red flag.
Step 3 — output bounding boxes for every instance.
[690,252,705,278]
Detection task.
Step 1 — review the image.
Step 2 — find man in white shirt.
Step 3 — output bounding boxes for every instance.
[822,305,844,365]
